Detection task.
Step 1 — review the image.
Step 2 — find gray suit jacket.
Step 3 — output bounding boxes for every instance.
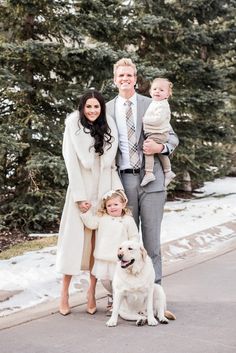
[106,93,179,192]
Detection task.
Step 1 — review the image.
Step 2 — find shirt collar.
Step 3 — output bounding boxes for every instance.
[117,92,137,105]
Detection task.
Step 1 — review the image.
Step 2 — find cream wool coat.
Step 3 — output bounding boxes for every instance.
[56,111,123,275]
[80,212,139,262]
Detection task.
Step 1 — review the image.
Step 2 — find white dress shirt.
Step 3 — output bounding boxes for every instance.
[115,93,138,170]
[115,93,168,168]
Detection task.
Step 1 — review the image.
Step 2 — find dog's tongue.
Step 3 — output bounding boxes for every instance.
[121,260,129,267]
[121,258,135,268]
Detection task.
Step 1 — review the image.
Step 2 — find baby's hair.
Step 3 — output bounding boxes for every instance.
[151,77,173,96]
[98,189,132,216]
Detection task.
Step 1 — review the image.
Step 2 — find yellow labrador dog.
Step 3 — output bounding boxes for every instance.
[106,240,175,327]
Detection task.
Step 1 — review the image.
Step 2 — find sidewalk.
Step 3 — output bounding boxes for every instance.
[1,239,236,352]
[0,220,236,332]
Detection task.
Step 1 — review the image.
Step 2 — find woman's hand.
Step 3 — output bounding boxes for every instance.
[77,201,91,213]
[143,139,164,155]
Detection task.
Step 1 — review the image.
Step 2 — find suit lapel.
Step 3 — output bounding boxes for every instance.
[107,97,117,123]
[108,94,145,143]
[136,94,145,142]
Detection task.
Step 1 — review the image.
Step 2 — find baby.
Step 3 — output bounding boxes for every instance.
[141,77,176,187]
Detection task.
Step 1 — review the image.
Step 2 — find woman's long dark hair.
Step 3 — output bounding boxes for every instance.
[78,90,113,155]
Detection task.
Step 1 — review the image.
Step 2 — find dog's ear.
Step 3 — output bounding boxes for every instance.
[140,245,147,261]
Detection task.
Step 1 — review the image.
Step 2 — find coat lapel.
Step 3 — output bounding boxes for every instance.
[70,116,95,169]
[69,112,118,171]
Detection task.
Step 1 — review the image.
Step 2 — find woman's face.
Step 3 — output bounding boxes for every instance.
[84,98,101,123]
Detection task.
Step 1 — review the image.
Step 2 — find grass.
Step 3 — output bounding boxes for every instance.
[0,236,58,260]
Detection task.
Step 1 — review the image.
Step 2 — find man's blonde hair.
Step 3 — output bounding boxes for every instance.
[151,77,173,96]
[113,58,137,76]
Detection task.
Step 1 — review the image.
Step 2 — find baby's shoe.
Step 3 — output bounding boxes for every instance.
[141,173,156,187]
[164,171,176,187]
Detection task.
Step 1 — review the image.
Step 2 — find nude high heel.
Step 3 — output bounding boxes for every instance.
[59,294,71,316]
[86,291,97,315]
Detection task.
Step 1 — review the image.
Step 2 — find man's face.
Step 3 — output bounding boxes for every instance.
[114,66,137,93]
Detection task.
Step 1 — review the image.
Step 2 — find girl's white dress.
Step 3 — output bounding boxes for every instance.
[92,259,117,281]
[80,212,139,280]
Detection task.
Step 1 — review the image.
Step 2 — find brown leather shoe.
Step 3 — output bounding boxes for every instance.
[164,310,176,320]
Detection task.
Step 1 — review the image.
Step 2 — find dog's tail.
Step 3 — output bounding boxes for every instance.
[164,310,176,320]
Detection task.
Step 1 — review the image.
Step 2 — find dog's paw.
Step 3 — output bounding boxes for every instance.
[106,318,117,327]
[148,317,158,326]
[136,317,147,326]
[158,316,169,324]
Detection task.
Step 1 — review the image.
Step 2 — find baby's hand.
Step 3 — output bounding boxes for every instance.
[77,201,91,213]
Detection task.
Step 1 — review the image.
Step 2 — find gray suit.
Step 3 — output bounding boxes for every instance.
[106,93,179,283]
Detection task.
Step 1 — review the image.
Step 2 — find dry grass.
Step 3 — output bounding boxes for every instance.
[0,236,57,260]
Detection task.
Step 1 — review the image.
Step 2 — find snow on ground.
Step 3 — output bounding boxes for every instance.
[162,177,236,243]
[0,177,235,317]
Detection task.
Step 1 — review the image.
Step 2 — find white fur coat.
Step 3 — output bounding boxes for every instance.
[56,111,122,275]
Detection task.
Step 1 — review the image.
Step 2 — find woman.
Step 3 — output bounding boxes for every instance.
[56,90,122,315]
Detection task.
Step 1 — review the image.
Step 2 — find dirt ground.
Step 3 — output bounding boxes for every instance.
[0,229,36,253]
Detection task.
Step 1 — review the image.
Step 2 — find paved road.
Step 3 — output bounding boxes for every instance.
[1,248,236,353]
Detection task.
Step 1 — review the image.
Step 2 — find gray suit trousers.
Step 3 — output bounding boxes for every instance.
[120,172,166,284]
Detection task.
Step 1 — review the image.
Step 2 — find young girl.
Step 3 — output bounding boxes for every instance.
[80,189,139,310]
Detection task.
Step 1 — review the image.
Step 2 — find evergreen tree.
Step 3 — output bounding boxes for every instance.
[0,0,235,235]
[121,0,236,189]
[0,0,119,232]
[84,0,236,189]
[76,0,236,188]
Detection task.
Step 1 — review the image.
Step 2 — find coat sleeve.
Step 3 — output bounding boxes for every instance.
[62,117,87,202]
[164,128,179,156]
[111,160,123,190]
[126,216,140,241]
[107,115,123,190]
[80,210,99,230]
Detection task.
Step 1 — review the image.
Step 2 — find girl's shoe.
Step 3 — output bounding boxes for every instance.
[106,294,113,316]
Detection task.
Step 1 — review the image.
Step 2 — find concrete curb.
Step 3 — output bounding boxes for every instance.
[0,282,107,330]
[162,219,236,275]
[0,219,236,330]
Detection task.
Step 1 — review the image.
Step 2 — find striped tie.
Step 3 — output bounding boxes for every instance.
[125,100,140,169]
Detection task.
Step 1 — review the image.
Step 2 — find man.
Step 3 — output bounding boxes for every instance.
[106,58,179,284]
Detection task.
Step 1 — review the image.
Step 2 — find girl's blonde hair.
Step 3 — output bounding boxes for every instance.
[151,77,173,96]
[98,189,131,216]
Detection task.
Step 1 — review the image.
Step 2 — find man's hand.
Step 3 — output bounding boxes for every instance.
[77,201,91,213]
[143,139,164,155]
